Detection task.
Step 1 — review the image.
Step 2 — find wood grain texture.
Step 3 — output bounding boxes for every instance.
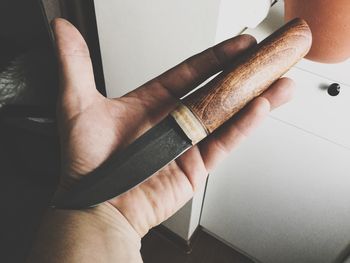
[183,18,312,133]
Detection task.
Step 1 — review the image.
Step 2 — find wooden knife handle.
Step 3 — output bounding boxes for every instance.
[171,18,312,144]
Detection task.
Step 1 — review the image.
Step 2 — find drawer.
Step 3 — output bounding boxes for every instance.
[271,67,350,149]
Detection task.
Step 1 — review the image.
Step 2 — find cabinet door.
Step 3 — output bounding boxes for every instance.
[200,117,350,263]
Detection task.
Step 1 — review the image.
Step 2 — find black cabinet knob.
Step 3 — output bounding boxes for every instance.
[327,83,340,96]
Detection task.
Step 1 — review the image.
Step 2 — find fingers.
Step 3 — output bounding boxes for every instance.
[154,34,257,98]
[261,78,295,110]
[51,18,99,112]
[138,35,256,98]
[120,35,257,133]
[200,77,295,171]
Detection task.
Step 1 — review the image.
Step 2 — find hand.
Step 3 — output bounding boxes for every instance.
[52,18,294,237]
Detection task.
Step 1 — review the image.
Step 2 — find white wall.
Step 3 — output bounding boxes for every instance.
[95,0,220,98]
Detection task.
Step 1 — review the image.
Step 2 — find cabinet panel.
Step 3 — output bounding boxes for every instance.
[271,67,350,149]
[201,117,350,263]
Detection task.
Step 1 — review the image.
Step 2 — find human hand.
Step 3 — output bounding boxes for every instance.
[52,18,294,237]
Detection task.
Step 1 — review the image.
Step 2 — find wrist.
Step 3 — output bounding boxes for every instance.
[52,174,147,238]
[51,202,141,243]
[28,203,142,263]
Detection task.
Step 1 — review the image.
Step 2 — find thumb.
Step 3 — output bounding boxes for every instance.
[51,18,99,112]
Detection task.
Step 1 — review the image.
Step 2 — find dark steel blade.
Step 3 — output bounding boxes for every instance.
[52,116,192,209]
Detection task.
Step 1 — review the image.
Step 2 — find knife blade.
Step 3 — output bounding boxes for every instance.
[52,18,312,209]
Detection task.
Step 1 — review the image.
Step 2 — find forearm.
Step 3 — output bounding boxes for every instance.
[27,203,143,263]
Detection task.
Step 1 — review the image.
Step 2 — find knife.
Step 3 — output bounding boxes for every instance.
[53,18,312,209]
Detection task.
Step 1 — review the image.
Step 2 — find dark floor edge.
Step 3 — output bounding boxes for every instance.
[200,227,262,263]
[150,224,202,254]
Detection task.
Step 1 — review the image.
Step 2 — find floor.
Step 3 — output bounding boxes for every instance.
[142,227,254,263]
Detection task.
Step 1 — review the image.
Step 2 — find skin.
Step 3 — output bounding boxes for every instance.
[28,18,294,262]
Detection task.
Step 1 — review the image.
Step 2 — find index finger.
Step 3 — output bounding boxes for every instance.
[156,34,257,98]
[126,34,257,100]
[117,35,257,139]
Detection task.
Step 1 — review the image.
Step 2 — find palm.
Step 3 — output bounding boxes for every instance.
[53,19,294,237]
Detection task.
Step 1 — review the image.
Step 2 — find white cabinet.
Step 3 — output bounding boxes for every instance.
[201,116,350,263]
[200,1,350,262]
